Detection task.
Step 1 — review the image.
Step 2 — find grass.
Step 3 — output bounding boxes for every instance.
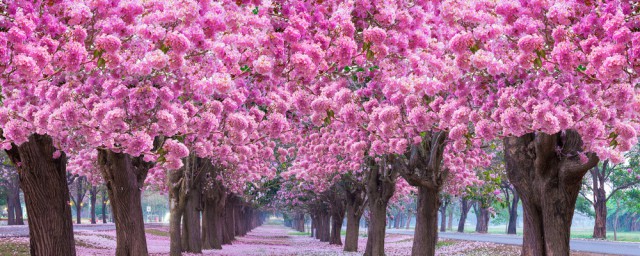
[146,228,170,237]
[436,240,457,248]
[483,226,640,242]
[0,241,29,256]
[288,231,311,236]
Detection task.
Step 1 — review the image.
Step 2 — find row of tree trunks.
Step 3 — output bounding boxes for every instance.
[290,213,305,232]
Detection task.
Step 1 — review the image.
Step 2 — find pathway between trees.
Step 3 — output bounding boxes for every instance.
[388,229,640,256]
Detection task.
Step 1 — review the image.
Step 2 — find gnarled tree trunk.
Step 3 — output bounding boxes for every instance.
[474,203,489,233]
[504,131,598,256]
[5,134,76,256]
[411,186,440,256]
[98,149,151,256]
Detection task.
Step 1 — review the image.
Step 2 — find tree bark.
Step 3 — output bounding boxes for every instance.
[364,158,396,256]
[504,131,598,256]
[98,149,151,256]
[344,185,365,252]
[591,164,608,239]
[411,186,440,256]
[439,199,448,232]
[182,186,203,252]
[90,186,98,224]
[447,206,453,231]
[75,176,85,224]
[5,134,76,255]
[474,204,489,233]
[101,188,107,223]
[202,182,225,250]
[224,196,236,243]
[457,198,470,233]
[507,190,519,235]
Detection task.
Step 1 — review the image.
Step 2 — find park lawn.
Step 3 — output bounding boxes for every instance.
[484,226,640,242]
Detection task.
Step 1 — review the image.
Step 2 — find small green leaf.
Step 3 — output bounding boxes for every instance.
[577,65,587,71]
[252,7,259,15]
[470,43,479,53]
[610,139,618,148]
[97,58,106,68]
[160,42,170,54]
[343,66,351,72]
[366,49,375,61]
[326,109,335,119]
[93,50,104,59]
[533,57,542,68]
[420,131,427,137]
[535,49,546,59]
[240,65,251,72]
[363,42,371,52]
[356,67,365,72]
[368,65,379,71]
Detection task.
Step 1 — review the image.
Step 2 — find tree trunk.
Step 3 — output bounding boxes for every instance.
[5,134,76,255]
[101,188,107,223]
[406,211,412,229]
[169,188,184,256]
[507,190,519,234]
[202,187,225,250]
[319,212,331,242]
[475,205,489,233]
[344,183,365,252]
[75,176,84,224]
[363,158,396,256]
[439,199,448,232]
[182,187,203,252]
[90,186,97,224]
[504,132,598,256]
[224,196,236,243]
[330,209,345,245]
[592,166,607,239]
[447,206,453,231]
[98,149,150,256]
[411,186,440,256]
[6,187,16,225]
[457,198,470,233]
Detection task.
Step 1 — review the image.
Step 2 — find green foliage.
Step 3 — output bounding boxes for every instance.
[575,196,595,217]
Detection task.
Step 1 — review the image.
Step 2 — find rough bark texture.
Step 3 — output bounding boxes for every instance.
[224,195,237,243]
[328,188,346,246]
[344,183,366,252]
[364,158,397,256]
[504,131,598,256]
[5,176,23,225]
[5,134,76,256]
[412,187,440,256]
[457,198,471,233]
[98,149,151,256]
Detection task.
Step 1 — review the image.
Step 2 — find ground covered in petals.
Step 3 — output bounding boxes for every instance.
[0,225,615,255]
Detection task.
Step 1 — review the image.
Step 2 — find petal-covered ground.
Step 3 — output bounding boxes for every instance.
[0,225,614,255]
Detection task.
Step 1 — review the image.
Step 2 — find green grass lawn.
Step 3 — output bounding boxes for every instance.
[146,228,170,237]
[483,226,640,242]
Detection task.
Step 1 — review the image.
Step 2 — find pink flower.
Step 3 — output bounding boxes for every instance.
[363,27,387,44]
[517,35,544,52]
[253,55,274,75]
[95,35,121,53]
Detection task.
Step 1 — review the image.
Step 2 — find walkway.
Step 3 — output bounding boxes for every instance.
[388,229,640,256]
